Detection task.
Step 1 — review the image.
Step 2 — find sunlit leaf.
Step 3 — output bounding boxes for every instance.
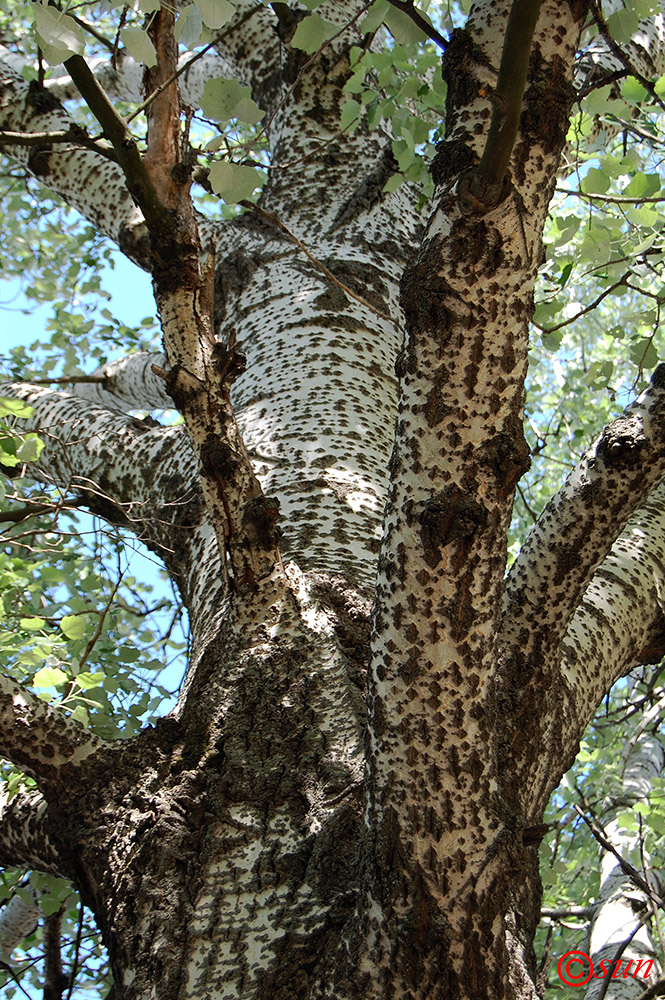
[33,665,68,687]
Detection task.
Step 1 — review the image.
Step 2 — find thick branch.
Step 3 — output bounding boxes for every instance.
[0,673,103,785]
[0,57,147,264]
[0,381,226,637]
[68,353,173,413]
[500,364,665,671]
[0,789,64,876]
[501,478,665,816]
[0,887,39,959]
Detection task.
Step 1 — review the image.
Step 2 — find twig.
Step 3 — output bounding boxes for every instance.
[22,375,108,386]
[69,13,115,53]
[534,272,632,334]
[0,129,118,162]
[65,903,84,1000]
[0,503,54,524]
[384,0,448,48]
[243,202,389,318]
[557,188,665,204]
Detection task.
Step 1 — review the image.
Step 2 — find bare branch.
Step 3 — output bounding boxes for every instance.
[0,129,117,162]
[574,805,665,912]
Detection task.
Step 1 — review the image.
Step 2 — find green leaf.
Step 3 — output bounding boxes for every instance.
[31,3,85,64]
[621,77,647,105]
[630,338,659,369]
[60,614,88,640]
[75,671,104,691]
[16,434,44,463]
[33,665,68,687]
[581,167,609,195]
[623,172,662,198]
[175,6,204,48]
[340,98,361,131]
[383,173,404,193]
[290,13,338,53]
[606,8,640,43]
[70,704,90,727]
[384,4,428,42]
[120,28,158,68]
[541,330,563,351]
[208,162,262,203]
[361,0,390,33]
[0,398,34,419]
[195,0,234,29]
[20,617,46,630]
[201,78,264,124]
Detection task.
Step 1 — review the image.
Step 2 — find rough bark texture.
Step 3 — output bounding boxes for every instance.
[1,0,664,998]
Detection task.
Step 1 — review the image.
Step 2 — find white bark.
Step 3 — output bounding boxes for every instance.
[0,382,225,637]
[0,887,39,960]
[584,688,664,1000]
[0,56,147,260]
[70,353,173,413]
[0,672,102,784]
[502,367,665,671]
[0,789,63,877]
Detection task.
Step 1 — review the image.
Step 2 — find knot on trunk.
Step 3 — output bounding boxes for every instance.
[418,486,487,568]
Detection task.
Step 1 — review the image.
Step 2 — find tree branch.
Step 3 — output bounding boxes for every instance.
[575,805,665,912]
[0,128,117,162]
[384,0,449,49]
[0,56,148,264]
[67,353,173,413]
[0,673,103,786]
[63,54,170,233]
[0,789,64,876]
[589,0,665,115]
[460,0,543,212]
[500,364,665,673]
[43,902,67,1000]
[0,381,226,635]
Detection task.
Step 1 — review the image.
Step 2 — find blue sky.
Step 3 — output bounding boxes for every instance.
[0,250,154,345]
